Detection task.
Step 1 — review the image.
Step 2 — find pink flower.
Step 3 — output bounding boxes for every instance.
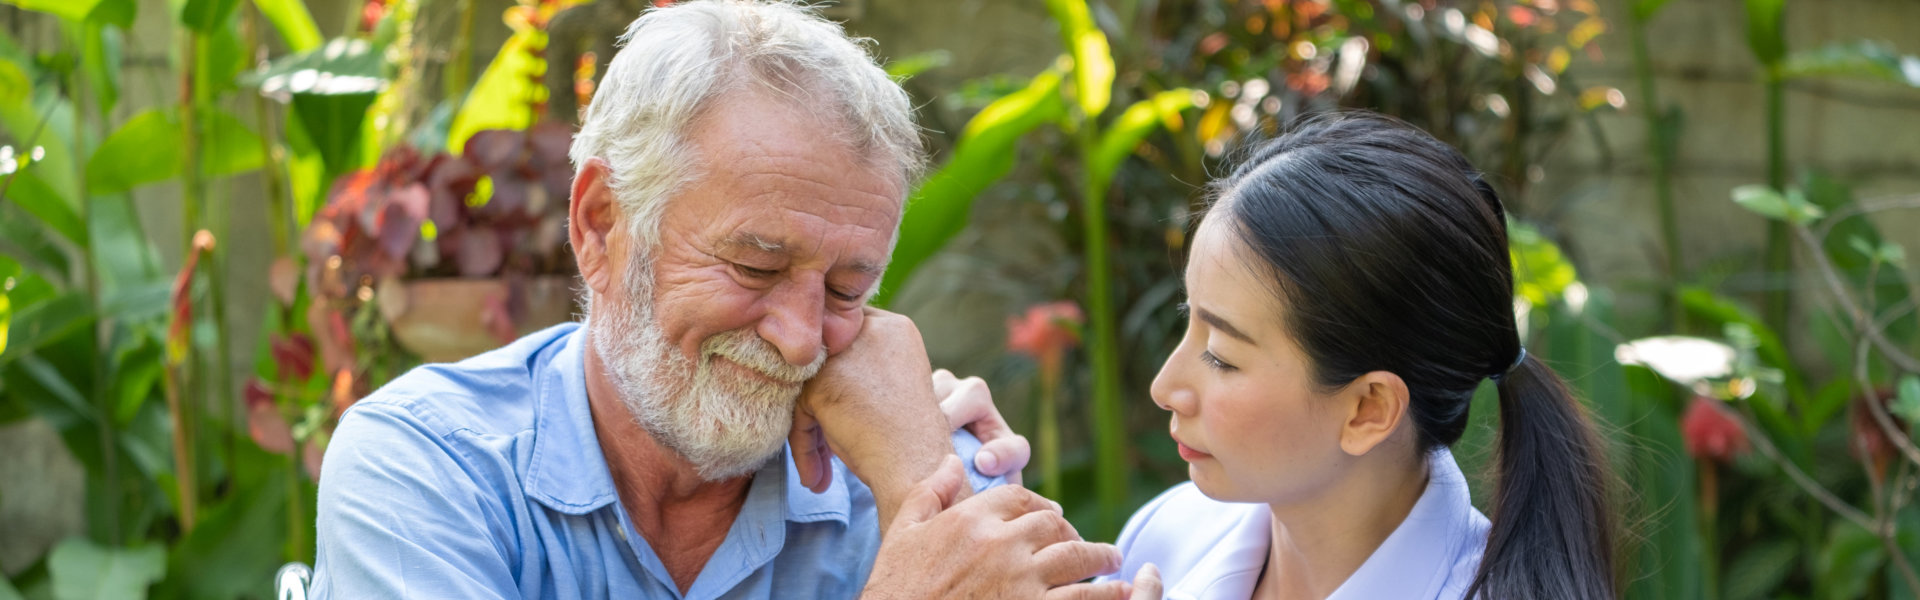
[1681,396,1749,463]
[1007,301,1084,381]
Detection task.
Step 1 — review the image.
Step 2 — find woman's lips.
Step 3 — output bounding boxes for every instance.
[1175,439,1211,461]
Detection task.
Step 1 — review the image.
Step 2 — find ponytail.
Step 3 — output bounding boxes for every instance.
[1468,354,1617,599]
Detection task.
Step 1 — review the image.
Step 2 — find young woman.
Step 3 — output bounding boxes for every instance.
[1101,113,1618,599]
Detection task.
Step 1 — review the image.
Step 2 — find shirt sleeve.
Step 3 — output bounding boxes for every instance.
[311,402,519,600]
[948,429,1008,494]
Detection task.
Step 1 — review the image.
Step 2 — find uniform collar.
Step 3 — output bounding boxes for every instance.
[1166,448,1483,600]
[1328,447,1483,600]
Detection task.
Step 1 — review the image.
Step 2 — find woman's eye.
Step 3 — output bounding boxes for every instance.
[1200,349,1237,372]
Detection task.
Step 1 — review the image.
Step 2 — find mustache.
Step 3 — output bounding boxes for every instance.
[700,328,825,385]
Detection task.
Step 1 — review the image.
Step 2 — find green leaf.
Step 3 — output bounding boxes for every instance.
[47,537,164,600]
[200,107,266,177]
[1508,221,1579,306]
[1089,89,1195,194]
[85,110,182,195]
[1742,0,1786,68]
[177,0,241,33]
[0,570,22,600]
[875,69,1066,306]
[1,81,84,205]
[155,469,292,600]
[81,22,123,115]
[0,201,73,284]
[0,294,9,356]
[448,28,545,153]
[244,37,385,96]
[7,170,86,247]
[85,0,135,29]
[1043,0,1112,116]
[1724,541,1798,600]
[1895,375,1920,425]
[2,293,89,367]
[193,22,249,101]
[1731,184,1824,224]
[1782,40,1920,87]
[0,56,29,107]
[250,0,322,52]
[1630,0,1671,22]
[1,0,103,22]
[1818,520,1885,600]
[885,50,950,82]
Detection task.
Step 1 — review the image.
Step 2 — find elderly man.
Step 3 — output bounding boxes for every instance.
[311,1,1130,598]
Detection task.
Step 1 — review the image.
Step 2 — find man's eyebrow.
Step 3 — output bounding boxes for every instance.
[721,232,786,253]
[1195,306,1256,345]
[721,231,886,277]
[845,259,885,278]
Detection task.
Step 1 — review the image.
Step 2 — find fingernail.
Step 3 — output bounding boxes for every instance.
[977,452,999,474]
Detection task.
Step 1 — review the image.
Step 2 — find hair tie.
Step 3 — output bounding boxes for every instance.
[1490,346,1528,382]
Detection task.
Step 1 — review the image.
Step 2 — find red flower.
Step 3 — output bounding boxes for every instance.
[1681,396,1749,463]
[359,0,387,33]
[270,332,317,382]
[244,379,295,455]
[1007,301,1084,381]
[1850,389,1907,479]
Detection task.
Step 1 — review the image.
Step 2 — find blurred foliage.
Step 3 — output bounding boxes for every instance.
[3,0,1920,597]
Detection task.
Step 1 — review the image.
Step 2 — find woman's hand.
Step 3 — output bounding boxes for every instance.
[934,369,1032,485]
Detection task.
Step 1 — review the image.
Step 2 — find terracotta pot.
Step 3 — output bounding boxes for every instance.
[381,275,578,363]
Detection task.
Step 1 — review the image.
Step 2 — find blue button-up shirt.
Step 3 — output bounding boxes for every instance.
[312,323,1002,599]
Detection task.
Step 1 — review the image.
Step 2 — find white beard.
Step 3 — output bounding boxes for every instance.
[589,255,825,481]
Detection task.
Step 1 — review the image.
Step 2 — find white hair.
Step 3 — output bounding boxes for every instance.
[568,0,925,254]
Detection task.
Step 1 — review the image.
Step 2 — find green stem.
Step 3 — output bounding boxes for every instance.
[1700,459,1720,600]
[444,0,477,103]
[246,4,294,258]
[1762,72,1790,341]
[175,29,205,533]
[288,440,308,561]
[1077,121,1127,539]
[1037,367,1062,502]
[1630,15,1684,331]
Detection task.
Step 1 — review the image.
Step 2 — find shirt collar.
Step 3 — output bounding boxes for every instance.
[1328,447,1484,600]
[523,325,851,526]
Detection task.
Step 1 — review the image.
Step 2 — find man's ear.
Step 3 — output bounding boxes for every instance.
[570,158,619,297]
[1338,371,1411,457]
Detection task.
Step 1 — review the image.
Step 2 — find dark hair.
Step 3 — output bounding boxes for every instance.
[1205,112,1616,599]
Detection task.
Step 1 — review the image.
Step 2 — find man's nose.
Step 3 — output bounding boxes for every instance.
[757,284,826,367]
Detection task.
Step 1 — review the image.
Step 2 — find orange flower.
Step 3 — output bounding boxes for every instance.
[1007,301,1084,381]
[1681,396,1748,463]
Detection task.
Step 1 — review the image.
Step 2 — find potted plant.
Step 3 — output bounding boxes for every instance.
[301,120,579,364]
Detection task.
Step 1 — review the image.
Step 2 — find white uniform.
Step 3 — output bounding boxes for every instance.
[1104,448,1491,600]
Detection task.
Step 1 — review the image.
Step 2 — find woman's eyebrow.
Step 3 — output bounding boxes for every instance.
[1195,306,1256,345]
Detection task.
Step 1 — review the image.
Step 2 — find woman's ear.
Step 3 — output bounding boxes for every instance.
[1338,371,1411,457]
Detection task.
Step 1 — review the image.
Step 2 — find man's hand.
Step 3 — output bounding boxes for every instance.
[862,456,1129,600]
[791,308,955,528]
[934,369,1031,485]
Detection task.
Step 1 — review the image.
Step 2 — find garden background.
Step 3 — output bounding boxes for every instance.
[1,0,1918,597]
